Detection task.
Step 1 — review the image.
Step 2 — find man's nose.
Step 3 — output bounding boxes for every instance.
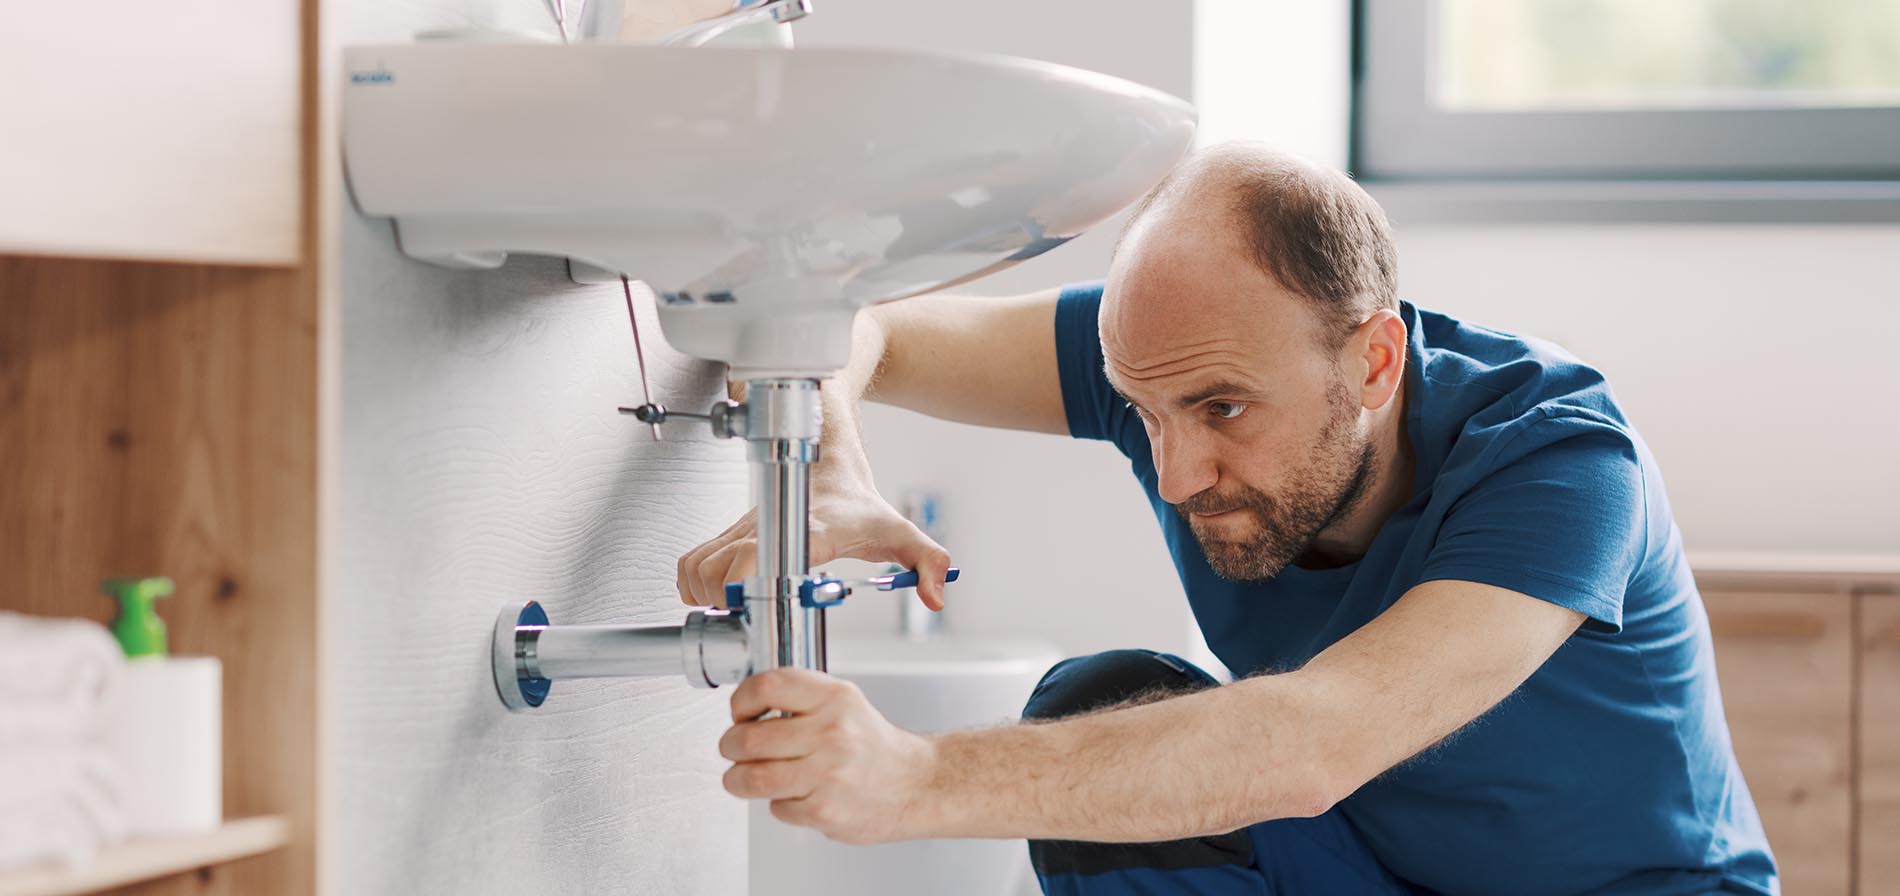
[1153,426,1219,506]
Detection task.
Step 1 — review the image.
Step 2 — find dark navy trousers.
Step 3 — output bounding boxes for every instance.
[1022,650,1425,896]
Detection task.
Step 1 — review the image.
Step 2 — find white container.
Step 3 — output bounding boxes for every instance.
[112,656,222,836]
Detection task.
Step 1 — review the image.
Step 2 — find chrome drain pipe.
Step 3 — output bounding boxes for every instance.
[491,376,831,711]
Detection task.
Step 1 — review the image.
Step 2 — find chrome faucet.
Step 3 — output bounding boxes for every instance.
[559,0,812,45]
[662,0,812,47]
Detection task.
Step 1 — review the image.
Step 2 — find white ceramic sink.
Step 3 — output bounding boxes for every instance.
[341,44,1195,376]
[829,635,1063,731]
[751,636,1064,896]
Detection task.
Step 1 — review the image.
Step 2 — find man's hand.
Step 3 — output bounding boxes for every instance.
[676,480,954,611]
[720,668,941,845]
[830,580,1589,844]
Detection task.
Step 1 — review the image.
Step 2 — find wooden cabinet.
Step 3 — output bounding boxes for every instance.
[1695,555,1900,896]
[0,6,314,893]
[1705,589,1855,896]
[1861,594,1900,894]
[0,253,317,895]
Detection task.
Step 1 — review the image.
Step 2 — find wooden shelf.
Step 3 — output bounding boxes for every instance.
[2,259,317,895]
[0,817,290,896]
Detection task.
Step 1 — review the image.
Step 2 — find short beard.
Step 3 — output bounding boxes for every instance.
[1174,385,1377,582]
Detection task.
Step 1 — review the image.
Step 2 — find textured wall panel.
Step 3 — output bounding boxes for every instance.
[325,0,750,884]
[331,201,748,894]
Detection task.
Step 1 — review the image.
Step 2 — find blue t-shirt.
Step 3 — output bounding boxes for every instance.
[1053,282,1776,896]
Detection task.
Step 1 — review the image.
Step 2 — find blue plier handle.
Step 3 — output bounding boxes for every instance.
[722,567,960,611]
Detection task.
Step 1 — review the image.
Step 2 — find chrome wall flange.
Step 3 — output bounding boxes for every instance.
[493,600,552,712]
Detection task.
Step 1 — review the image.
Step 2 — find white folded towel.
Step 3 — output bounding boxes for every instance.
[0,744,130,871]
[0,612,131,872]
[0,611,126,746]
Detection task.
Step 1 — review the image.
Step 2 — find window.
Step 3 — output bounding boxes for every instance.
[1353,0,1900,217]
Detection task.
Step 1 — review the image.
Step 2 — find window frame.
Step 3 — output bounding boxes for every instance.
[1351,0,1900,222]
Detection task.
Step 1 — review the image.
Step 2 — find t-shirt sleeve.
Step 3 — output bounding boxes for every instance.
[1053,281,1146,455]
[1417,414,1649,634]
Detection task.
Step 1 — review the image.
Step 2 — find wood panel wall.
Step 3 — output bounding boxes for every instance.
[0,257,318,896]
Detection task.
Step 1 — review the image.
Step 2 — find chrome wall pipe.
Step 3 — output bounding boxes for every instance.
[742,379,824,675]
[523,622,687,680]
[493,377,828,711]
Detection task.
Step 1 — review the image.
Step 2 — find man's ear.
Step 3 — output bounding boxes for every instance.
[1352,308,1406,412]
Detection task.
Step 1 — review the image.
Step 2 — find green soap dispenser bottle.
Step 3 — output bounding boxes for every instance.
[103,576,173,659]
[101,576,222,836]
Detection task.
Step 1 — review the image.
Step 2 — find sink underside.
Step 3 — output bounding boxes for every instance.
[343,43,1196,374]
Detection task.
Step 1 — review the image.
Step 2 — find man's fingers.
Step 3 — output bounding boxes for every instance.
[687,501,953,610]
[730,668,851,722]
[684,542,714,603]
[768,795,820,828]
[891,530,953,612]
[719,716,821,762]
[694,538,755,608]
[678,530,734,606]
[677,513,758,606]
[684,550,719,606]
[713,540,756,608]
[723,758,816,801]
[834,523,954,612]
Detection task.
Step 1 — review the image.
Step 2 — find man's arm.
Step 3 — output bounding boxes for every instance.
[680,290,1069,608]
[721,579,1584,844]
[928,580,1584,840]
[818,290,1070,482]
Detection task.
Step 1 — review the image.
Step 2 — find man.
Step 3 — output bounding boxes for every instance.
[675,144,1776,894]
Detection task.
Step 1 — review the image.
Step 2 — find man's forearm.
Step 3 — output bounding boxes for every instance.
[916,672,1344,842]
[908,581,1587,843]
[815,311,890,488]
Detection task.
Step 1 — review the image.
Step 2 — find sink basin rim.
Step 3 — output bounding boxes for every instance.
[340,41,1198,374]
[825,636,1064,678]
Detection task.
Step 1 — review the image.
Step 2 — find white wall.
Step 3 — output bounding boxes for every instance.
[790,0,1203,661]
[1196,1,1898,554]
[1194,0,1352,166]
[809,0,1900,684]
[1396,224,1900,552]
[312,4,1896,893]
[321,4,749,894]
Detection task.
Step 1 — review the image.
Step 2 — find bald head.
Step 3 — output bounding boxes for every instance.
[1095,146,1410,579]
[1114,143,1398,348]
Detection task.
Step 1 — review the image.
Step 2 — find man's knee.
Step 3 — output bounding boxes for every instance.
[1022,648,1219,722]
[1020,650,1246,889]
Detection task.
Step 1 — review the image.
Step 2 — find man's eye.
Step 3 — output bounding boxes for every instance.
[1209,402,1246,420]
[1125,400,1153,420]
